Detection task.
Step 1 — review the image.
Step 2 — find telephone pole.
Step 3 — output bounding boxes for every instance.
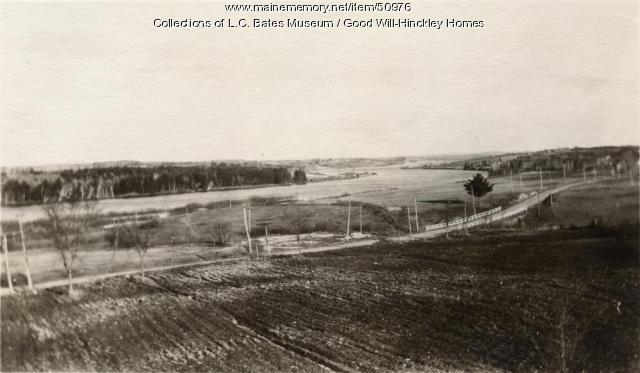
[464,199,469,235]
[470,184,476,215]
[539,167,543,189]
[519,172,523,193]
[414,197,419,232]
[407,206,413,239]
[346,200,351,241]
[18,218,33,291]
[242,204,252,256]
[510,169,514,194]
[256,217,273,256]
[2,233,13,292]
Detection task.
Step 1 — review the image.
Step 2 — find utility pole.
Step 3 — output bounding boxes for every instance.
[346,200,351,241]
[539,167,543,189]
[519,172,523,193]
[470,183,476,215]
[170,238,175,263]
[264,225,270,255]
[583,165,586,182]
[2,234,13,292]
[359,205,363,234]
[407,206,413,239]
[414,197,419,232]
[111,218,120,265]
[563,164,566,184]
[510,169,514,194]
[242,204,252,256]
[464,199,469,235]
[445,200,450,239]
[256,217,273,256]
[537,190,541,217]
[18,218,33,291]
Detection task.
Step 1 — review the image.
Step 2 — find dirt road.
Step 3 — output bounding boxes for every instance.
[390,180,588,242]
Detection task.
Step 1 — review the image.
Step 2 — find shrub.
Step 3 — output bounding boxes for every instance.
[212,222,233,246]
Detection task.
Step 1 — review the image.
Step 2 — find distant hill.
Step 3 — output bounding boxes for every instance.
[433,146,639,177]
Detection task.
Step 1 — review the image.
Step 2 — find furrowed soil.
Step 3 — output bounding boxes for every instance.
[2,226,638,372]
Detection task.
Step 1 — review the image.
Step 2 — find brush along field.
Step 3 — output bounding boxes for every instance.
[2,223,638,372]
[0,203,393,284]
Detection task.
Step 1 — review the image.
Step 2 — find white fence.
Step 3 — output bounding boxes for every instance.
[424,206,502,231]
[423,204,530,232]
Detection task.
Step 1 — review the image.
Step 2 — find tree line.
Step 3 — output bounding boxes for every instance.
[1,164,307,206]
[463,146,639,176]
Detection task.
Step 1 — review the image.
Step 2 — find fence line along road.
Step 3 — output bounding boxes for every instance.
[424,206,503,231]
[391,179,589,242]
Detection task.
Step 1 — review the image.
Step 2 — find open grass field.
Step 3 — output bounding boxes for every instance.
[523,178,639,229]
[2,225,637,372]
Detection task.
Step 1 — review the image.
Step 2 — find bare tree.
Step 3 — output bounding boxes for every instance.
[43,201,98,294]
[120,219,155,278]
[281,208,313,256]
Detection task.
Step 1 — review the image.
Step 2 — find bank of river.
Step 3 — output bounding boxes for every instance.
[1,167,482,222]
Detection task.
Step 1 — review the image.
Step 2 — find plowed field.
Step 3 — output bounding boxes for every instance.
[2,226,638,372]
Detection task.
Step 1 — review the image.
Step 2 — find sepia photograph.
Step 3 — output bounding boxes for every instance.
[0,0,638,372]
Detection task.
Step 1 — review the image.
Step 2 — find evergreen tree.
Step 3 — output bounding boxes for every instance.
[463,173,494,207]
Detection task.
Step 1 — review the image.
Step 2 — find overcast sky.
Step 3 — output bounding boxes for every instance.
[1,1,638,167]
